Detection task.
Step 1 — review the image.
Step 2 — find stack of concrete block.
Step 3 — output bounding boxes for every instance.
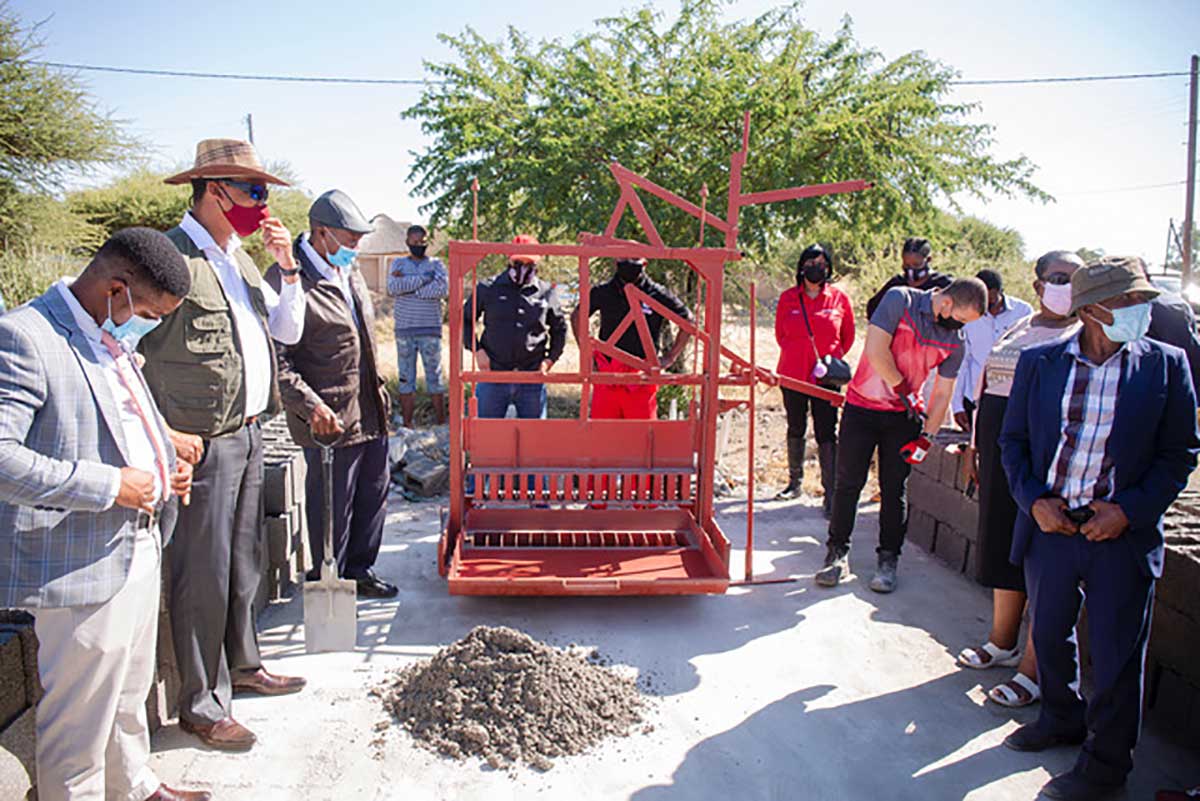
[390,425,451,498]
[261,416,309,607]
[906,431,982,578]
[0,610,39,798]
[1147,492,1200,747]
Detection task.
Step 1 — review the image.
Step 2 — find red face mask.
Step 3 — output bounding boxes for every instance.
[218,186,270,236]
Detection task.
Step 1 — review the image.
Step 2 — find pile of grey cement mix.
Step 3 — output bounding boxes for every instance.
[378,625,645,770]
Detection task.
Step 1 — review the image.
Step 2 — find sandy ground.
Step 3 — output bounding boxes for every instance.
[147,492,1199,801]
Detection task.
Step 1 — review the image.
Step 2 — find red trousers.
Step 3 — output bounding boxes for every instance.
[591,355,658,419]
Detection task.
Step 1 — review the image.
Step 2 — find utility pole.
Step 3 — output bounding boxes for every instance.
[244,113,255,145]
[1183,54,1197,284]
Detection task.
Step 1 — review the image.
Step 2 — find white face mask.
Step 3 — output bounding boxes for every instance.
[1041,282,1073,316]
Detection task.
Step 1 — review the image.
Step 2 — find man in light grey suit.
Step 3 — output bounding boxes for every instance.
[0,228,210,801]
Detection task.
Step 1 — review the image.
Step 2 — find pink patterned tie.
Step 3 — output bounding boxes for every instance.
[100,331,172,498]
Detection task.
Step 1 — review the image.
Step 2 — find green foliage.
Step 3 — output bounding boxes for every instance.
[0,247,82,308]
[406,0,1047,284]
[67,170,191,234]
[0,4,131,243]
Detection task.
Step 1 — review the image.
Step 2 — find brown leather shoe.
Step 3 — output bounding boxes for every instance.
[147,784,213,801]
[232,667,307,696]
[178,716,256,751]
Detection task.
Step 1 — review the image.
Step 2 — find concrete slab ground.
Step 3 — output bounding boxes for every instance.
[148,493,1200,800]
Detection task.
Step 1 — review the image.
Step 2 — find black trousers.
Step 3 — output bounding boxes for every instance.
[827,404,921,556]
[168,421,264,726]
[781,387,839,445]
[1025,527,1155,784]
[304,435,389,580]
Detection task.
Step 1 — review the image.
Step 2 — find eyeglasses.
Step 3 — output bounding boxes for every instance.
[1043,272,1072,285]
[219,180,269,203]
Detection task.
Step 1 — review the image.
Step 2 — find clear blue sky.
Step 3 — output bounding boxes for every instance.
[15,0,1200,265]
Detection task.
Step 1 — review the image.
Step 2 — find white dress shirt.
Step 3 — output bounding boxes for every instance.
[179,212,305,417]
[299,233,359,326]
[953,294,1032,414]
[55,280,167,506]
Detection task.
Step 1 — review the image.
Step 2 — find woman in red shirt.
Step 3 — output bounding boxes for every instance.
[774,244,856,516]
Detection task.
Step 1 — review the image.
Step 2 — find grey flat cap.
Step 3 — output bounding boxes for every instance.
[309,189,373,234]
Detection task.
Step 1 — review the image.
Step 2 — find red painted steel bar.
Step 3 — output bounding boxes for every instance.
[745,280,757,581]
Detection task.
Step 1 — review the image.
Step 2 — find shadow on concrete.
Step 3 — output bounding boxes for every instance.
[629,680,1077,801]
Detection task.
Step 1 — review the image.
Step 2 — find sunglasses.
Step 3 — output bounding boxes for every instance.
[219,179,269,203]
[1043,272,1072,286]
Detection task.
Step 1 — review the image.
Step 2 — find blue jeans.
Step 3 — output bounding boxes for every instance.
[475,382,547,419]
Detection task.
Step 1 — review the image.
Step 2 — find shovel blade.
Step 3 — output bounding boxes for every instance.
[303,576,358,653]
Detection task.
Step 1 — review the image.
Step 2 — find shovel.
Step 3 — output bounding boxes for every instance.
[304,430,357,653]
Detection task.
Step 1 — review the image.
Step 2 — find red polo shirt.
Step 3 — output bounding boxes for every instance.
[846,287,965,412]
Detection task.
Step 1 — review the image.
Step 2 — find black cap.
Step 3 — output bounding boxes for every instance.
[309,189,373,234]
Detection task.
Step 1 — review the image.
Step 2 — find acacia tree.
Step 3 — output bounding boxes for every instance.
[0,5,130,244]
[405,0,1047,273]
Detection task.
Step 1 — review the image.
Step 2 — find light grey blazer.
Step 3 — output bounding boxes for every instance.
[0,286,176,608]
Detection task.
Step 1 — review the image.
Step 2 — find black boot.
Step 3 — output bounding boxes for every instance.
[775,437,806,500]
[818,441,837,519]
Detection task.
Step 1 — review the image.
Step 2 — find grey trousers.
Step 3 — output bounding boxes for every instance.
[168,421,264,726]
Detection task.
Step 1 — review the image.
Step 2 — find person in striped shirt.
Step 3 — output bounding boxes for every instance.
[387,225,448,428]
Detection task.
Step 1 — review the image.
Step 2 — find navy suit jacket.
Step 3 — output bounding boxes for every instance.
[1000,335,1199,579]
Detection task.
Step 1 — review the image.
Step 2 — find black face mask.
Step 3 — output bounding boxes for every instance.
[616,260,645,284]
[905,266,929,284]
[409,244,427,258]
[801,263,828,285]
[936,314,964,331]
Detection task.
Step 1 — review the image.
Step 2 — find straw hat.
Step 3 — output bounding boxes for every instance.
[164,139,290,186]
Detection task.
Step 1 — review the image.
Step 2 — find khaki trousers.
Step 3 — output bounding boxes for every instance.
[33,528,161,801]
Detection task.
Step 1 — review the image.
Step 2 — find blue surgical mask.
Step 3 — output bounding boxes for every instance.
[1099,302,1151,343]
[324,230,357,269]
[102,285,160,348]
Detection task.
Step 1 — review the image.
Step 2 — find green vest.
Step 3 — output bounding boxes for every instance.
[139,226,281,438]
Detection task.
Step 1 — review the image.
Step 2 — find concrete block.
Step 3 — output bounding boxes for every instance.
[0,630,27,731]
[933,523,969,574]
[963,538,982,582]
[0,705,35,801]
[938,445,962,489]
[908,472,978,542]
[263,458,294,516]
[266,514,292,567]
[0,612,38,708]
[1159,545,1200,624]
[404,456,449,497]
[1149,602,1200,684]
[907,509,938,554]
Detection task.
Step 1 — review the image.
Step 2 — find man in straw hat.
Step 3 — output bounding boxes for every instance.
[139,139,307,751]
[999,256,1199,800]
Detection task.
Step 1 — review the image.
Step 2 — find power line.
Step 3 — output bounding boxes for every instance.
[23,59,430,85]
[14,58,1192,88]
[1059,180,1186,195]
[951,71,1188,86]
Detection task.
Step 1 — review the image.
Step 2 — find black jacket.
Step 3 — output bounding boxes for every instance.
[1149,292,1200,394]
[462,271,567,371]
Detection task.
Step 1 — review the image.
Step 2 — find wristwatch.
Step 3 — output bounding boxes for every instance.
[279,266,301,277]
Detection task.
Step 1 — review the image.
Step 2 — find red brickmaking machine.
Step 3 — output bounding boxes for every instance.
[438,113,870,595]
